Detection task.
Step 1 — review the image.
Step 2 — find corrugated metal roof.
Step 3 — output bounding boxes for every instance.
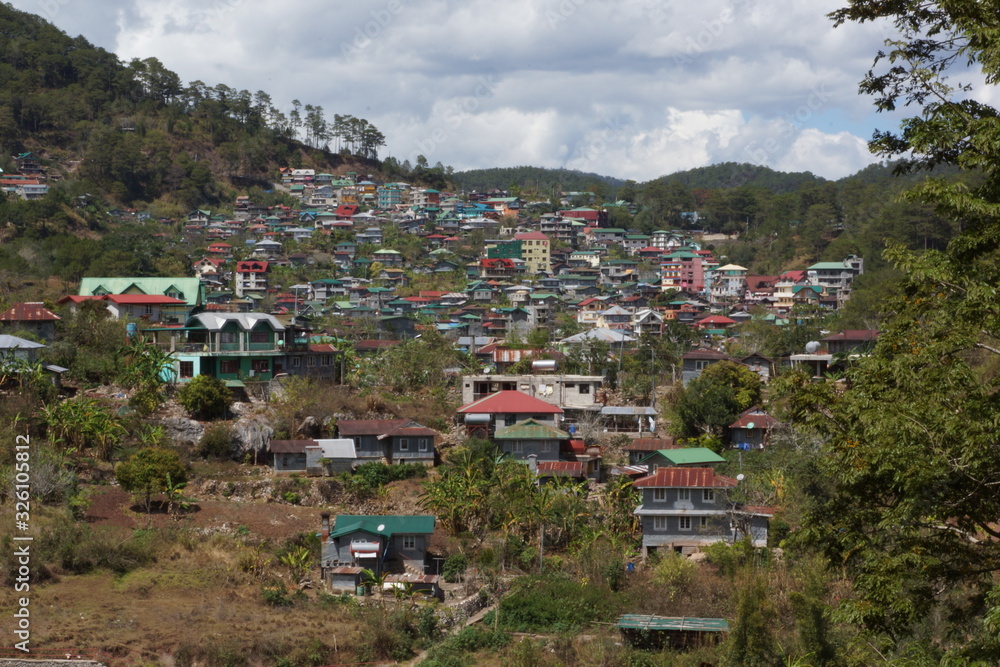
[495,418,569,440]
[384,573,441,585]
[610,464,649,477]
[601,406,658,416]
[634,467,737,489]
[616,614,729,632]
[337,419,408,436]
[627,438,677,451]
[269,440,312,453]
[643,448,725,465]
[536,461,585,476]
[330,515,435,539]
[327,566,365,575]
[0,302,60,322]
[458,390,563,415]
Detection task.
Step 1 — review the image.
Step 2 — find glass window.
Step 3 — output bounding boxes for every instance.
[252,359,269,373]
[220,331,238,344]
[679,517,692,531]
[678,489,691,501]
[399,438,409,451]
[179,361,194,378]
[653,516,667,531]
[419,439,429,452]
[653,489,666,502]
[703,489,715,502]
[220,360,239,374]
[402,535,415,549]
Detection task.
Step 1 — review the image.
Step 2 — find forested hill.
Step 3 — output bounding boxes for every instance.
[0,4,388,210]
[451,166,627,195]
[652,162,822,194]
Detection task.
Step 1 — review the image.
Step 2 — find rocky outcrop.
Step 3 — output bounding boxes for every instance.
[231,415,274,461]
[159,416,205,447]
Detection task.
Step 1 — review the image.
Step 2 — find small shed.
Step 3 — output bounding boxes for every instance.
[306,438,357,474]
[383,573,444,601]
[616,614,729,649]
[326,566,365,593]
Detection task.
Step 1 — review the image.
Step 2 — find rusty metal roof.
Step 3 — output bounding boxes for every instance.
[536,461,585,477]
[634,467,737,489]
[0,302,60,322]
[627,437,677,451]
[337,419,408,436]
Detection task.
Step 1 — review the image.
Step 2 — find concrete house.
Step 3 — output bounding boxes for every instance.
[320,513,435,579]
[633,467,771,556]
[457,390,563,439]
[336,419,437,465]
[729,407,781,450]
[681,349,734,385]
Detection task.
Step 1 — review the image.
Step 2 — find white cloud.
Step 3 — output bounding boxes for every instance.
[8,0,929,180]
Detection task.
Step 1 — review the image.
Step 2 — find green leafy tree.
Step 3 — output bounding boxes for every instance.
[116,334,173,415]
[786,1,1000,657]
[669,360,762,438]
[176,375,231,420]
[115,447,188,512]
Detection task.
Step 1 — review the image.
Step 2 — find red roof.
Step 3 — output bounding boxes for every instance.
[354,340,402,351]
[336,205,359,217]
[682,348,733,361]
[0,302,60,322]
[634,467,737,489]
[105,294,187,306]
[780,270,808,282]
[309,344,338,353]
[536,461,585,477]
[729,408,780,430]
[457,390,563,415]
[514,231,549,241]
[236,261,269,273]
[697,315,736,326]
[626,437,678,452]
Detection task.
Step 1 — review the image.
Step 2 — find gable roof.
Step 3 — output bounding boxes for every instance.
[494,418,569,440]
[185,312,285,331]
[633,467,737,489]
[457,390,563,415]
[78,277,204,307]
[0,302,60,322]
[330,515,435,539]
[641,447,726,466]
[336,419,408,437]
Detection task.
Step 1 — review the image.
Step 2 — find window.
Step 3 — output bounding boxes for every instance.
[419,438,429,452]
[220,331,238,344]
[653,516,667,531]
[307,356,316,367]
[578,384,590,394]
[694,360,709,371]
[703,489,715,502]
[179,361,194,379]
[144,305,154,315]
[700,517,709,529]
[292,357,301,367]
[678,489,690,501]
[504,414,517,426]
[541,440,552,453]
[402,535,415,550]
[679,517,692,531]
[252,359,269,374]
[220,360,239,374]
[512,441,523,454]
[250,331,270,344]
[322,355,331,366]
[653,488,666,502]
[399,438,409,451]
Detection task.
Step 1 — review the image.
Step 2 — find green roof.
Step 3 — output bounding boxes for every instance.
[330,515,435,539]
[640,448,726,466]
[494,418,569,440]
[616,614,729,633]
[79,277,204,307]
[808,262,848,270]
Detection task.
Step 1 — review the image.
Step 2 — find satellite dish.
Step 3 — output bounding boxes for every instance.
[746,421,755,430]
[736,474,745,481]
[805,341,821,354]
[377,524,385,532]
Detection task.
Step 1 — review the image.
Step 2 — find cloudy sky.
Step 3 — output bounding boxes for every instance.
[14,0,919,180]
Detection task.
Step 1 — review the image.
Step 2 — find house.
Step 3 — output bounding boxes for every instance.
[739,354,774,383]
[680,348,734,385]
[78,277,204,323]
[0,334,67,385]
[513,231,551,274]
[821,330,879,355]
[0,302,60,341]
[633,467,771,556]
[625,437,678,465]
[493,418,569,463]
[336,419,437,465]
[146,312,289,384]
[320,513,435,578]
[457,390,563,439]
[235,261,269,298]
[268,439,357,474]
[729,407,780,450]
[460,373,603,411]
[639,447,726,470]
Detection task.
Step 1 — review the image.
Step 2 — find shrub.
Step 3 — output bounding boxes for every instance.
[282,491,301,505]
[342,462,427,497]
[115,447,188,512]
[488,574,622,633]
[261,583,293,607]
[198,422,234,459]
[442,553,468,583]
[177,375,231,420]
